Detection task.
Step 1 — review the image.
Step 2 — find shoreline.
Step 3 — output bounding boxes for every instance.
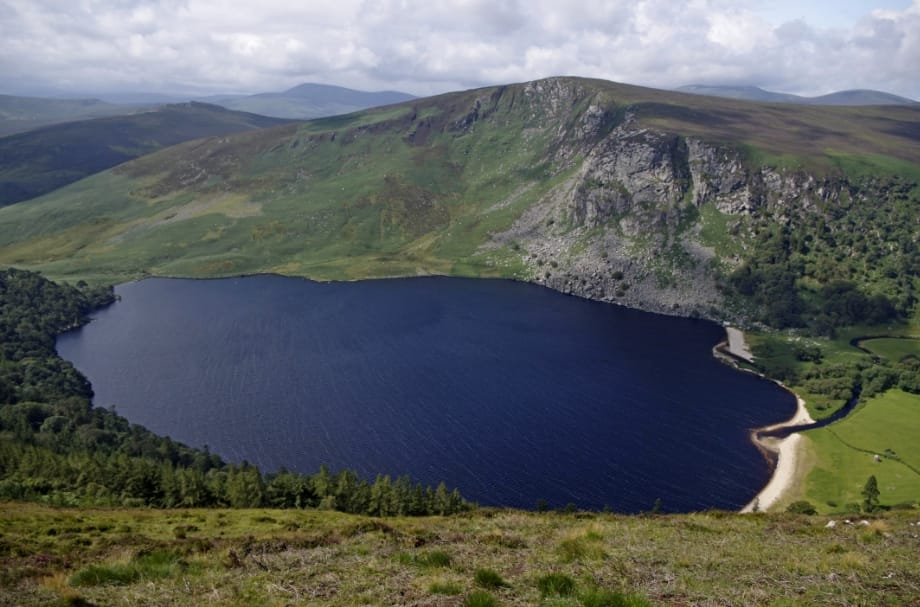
[740,392,815,513]
[714,327,815,513]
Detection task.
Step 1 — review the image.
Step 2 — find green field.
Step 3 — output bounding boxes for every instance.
[859,337,920,362]
[2,502,918,607]
[799,390,920,512]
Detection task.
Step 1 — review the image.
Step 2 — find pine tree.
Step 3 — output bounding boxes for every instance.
[861,475,880,512]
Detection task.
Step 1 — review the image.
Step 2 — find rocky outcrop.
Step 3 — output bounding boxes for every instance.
[486,99,847,321]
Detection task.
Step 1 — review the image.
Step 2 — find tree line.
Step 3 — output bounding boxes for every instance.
[0,268,471,515]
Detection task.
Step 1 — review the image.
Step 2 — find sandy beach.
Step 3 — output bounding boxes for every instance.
[741,393,816,512]
[715,326,816,513]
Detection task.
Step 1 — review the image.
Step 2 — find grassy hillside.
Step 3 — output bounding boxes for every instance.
[0,77,917,290]
[797,389,920,511]
[0,103,290,206]
[1,502,918,607]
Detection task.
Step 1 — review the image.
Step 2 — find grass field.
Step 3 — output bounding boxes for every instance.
[859,338,920,362]
[799,390,920,512]
[1,501,918,606]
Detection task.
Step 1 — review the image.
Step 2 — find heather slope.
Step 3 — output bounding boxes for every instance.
[0,103,290,206]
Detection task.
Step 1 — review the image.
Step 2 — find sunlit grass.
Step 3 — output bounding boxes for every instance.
[2,502,919,606]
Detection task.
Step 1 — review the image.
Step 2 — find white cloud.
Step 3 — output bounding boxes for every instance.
[0,0,917,99]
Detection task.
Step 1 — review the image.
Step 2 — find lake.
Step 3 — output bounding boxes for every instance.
[57,275,796,512]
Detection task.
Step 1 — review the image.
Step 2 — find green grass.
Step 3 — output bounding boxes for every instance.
[473,568,506,589]
[697,202,744,260]
[800,390,920,512]
[746,326,918,419]
[70,550,186,587]
[2,502,918,606]
[578,587,656,607]
[428,580,463,595]
[859,338,920,362]
[536,572,575,597]
[396,549,453,569]
[462,590,500,607]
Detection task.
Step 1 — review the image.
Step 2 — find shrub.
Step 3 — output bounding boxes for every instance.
[70,550,184,587]
[70,564,138,587]
[462,590,499,607]
[786,500,818,515]
[579,587,656,607]
[474,568,506,589]
[403,550,452,568]
[536,572,575,597]
[429,580,462,595]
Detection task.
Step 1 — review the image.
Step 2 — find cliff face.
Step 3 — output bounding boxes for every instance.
[482,90,852,320]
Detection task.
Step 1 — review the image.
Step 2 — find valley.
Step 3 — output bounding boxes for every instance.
[1,75,919,605]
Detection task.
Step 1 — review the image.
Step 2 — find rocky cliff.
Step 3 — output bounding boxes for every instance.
[475,78,917,327]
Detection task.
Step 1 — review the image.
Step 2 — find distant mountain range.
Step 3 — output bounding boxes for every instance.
[677,84,918,106]
[208,83,416,119]
[0,95,139,136]
[0,103,290,206]
[0,83,416,137]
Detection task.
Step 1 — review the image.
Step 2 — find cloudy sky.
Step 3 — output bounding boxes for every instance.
[1,0,918,100]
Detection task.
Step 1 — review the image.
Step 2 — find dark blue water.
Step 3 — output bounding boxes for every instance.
[57,275,795,513]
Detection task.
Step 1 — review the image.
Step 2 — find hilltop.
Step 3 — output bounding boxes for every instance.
[677,84,918,106]
[210,82,416,119]
[0,94,138,136]
[0,103,290,206]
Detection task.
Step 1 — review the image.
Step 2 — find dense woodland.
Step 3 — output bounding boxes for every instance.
[728,175,919,333]
[0,268,470,514]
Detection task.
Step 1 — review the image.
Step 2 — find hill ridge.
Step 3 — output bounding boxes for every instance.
[0,75,917,330]
[678,83,918,105]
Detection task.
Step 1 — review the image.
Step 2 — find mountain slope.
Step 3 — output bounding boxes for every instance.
[0,94,141,136]
[0,77,917,327]
[0,103,291,206]
[215,82,415,119]
[678,84,918,106]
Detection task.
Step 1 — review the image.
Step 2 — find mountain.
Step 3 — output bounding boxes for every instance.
[0,94,142,136]
[0,76,917,329]
[676,85,801,103]
[214,82,416,119]
[678,84,918,106]
[809,89,920,106]
[0,102,291,207]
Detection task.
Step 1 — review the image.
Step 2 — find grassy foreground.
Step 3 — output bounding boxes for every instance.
[2,502,918,606]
